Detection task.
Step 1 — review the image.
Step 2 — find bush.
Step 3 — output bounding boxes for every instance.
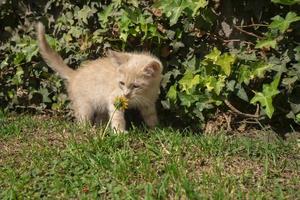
[1,0,300,129]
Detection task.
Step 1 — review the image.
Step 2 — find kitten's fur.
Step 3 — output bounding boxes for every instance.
[36,22,163,131]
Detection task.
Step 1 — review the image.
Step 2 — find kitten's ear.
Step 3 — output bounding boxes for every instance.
[107,50,129,66]
[143,60,162,78]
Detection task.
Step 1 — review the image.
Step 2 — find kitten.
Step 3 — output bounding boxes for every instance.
[36,22,163,132]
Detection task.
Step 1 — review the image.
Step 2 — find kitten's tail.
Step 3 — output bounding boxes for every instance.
[36,22,75,80]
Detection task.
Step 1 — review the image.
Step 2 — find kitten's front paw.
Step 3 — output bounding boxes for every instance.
[110,117,126,133]
[113,128,128,135]
[145,115,158,128]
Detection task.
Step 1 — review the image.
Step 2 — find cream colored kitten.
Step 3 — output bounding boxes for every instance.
[36,22,163,132]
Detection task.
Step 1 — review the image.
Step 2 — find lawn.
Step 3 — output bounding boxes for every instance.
[0,113,299,199]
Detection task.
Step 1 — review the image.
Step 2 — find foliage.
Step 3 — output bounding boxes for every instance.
[1,0,300,128]
[271,0,300,5]
[163,0,300,126]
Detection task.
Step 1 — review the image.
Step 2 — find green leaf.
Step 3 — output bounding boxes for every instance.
[255,37,277,49]
[13,52,26,65]
[250,74,281,118]
[294,46,300,62]
[77,5,97,24]
[270,12,300,33]
[119,13,131,42]
[127,0,139,7]
[215,53,236,76]
[253,62,273,78]
[204,76,225,95]
[98,4,114,27]
[214,76,226,95]
[296,113,300,123]
[38,88,52,103]
[0,57,9,69]
[205,47,221,63]
[179,70,201,93]
[236,84,249,102]
[156,0,198,26]
[68,26,85,39]
[12,66,24,85]
[167,85,177,101]
[171,6,187,26]
[23,42,38,62]
[226,80,236,92]
[204,48,235,76]
[191,0,208,16]
[178,93,199,108]
[238,64,252,85]
[271,0,300,5]
[171,0,190,26]
[283,76,298,88]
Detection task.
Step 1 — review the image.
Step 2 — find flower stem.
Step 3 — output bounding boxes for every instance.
[101,108,116,139]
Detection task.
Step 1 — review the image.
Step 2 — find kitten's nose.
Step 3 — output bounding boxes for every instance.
[124,90,131,98]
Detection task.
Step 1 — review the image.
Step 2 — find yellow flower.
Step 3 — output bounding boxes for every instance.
[114,96,129,111]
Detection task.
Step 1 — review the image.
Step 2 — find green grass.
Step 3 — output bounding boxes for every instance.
[0,113,299,199]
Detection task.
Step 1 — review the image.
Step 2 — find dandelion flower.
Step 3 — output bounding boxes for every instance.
[114,96,129,111]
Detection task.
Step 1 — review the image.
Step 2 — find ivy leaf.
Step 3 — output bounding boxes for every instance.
[77,5,97,24]
[238,64,252,85]
[0,57,9,69]
[161,100,171,109]
[127,0,139,7]
[205,47,221,63]
[236,83,249,102]
[170,4,188,26]
[13,52,26,65]
[282,76,298,88]
[161,69,181,88]
[169,0,190,26]
[288,86,300,114]
[167,85,178,101]
[270,12,300,33]
[156,0,208,25]
[271,0,300,5]
[255,37,277,49]
[226,80,236,92]
[204,76,215,92]
[12,66,24,85]
[38,88,51,103]
[23,42,38,62]
[68,26,85,39]
[214,76,226,95]
[252,62,273,78]
[250,74,281,118]
[296,113,300,123]
[156,0,189,26]
[269,54,288,74]
[204,76,225,95]
[215,53,236,76]
[179,70,200,93]
[179,70,193,92]
[192,0,208,16]
[204,48,235,76]
[178,93,199,108]
[294,46,300,62]
[119,14,131,42]
[98,4,114,27]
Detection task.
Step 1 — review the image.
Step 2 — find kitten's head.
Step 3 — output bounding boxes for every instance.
[108,50,163,105]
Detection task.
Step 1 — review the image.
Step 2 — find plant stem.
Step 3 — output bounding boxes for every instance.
[101,109,116,139]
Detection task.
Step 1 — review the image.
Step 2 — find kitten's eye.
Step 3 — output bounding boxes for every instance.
[119,81,125,86]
